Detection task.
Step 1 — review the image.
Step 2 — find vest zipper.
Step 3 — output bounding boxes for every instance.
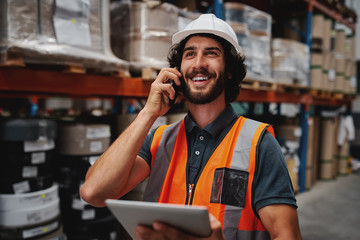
[185,183,194,205]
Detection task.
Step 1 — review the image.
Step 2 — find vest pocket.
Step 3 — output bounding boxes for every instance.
[210,168,249,208]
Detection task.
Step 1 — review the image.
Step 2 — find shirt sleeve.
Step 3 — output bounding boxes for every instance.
[138,128,157,168]
[253,131,298,216]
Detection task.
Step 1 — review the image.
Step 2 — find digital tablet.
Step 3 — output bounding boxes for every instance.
[105,199,212,239]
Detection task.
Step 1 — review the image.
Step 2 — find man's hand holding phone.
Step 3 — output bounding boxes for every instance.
[144,68,183,118]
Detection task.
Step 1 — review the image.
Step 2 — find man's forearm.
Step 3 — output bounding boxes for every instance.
[80,108,157,207]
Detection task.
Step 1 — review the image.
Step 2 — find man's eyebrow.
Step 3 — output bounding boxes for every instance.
[183,46,222,52]
[205,47,221,52]
[183,46,196,52]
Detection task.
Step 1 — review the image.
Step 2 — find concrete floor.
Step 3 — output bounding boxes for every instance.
[296,174,360,240]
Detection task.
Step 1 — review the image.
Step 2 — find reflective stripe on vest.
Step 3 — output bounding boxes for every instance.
[143,117,274,240]
[143,121,182,202]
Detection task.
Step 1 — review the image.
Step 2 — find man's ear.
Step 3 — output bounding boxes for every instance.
[227,72,232,79]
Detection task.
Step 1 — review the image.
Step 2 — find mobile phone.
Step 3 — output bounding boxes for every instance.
[169,80,180,107]
[169,67,184,107]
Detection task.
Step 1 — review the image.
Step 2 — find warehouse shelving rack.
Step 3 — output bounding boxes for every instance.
[299,0,356,192]
[0,66,354,105]
[214,0,357,193]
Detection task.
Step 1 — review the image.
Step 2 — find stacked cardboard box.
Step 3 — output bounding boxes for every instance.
[310,14,357,93]
[110,2,179,70]
[224,2,272,81]
[318,117,339,180]
[306,116,321,189]
[338,138,350,175]
[311,14,330,90]
[0,0,129,75]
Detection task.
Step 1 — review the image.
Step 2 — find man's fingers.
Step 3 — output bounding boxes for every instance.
[153,222,179,239]
[155,68,182,86]
[153,222,194,240]
[136,225,165,240]
[207,214,225,240]
[153,82,175,100]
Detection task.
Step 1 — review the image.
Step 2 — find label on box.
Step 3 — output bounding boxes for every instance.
[53,0,91,47]
[293,128,302,138]
[19,188,58,205]
[90,141,103,152]
[22,220,59,239]
[350,76,356,87]
[86,127,110,139]
[22,166,38,178]
[82,209,96,220]
[31,152,46,164]
[13,180,31,194]
[328,69,336,81]
[72,198,86,210]
[24,139,55,152]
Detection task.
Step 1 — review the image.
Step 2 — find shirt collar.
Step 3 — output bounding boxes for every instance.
[185,104,238,137]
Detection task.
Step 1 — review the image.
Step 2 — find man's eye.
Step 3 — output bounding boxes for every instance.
[185,52,195,57]
[207,51,218,56]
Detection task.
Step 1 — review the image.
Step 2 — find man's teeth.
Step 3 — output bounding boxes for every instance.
[192,76,208,81]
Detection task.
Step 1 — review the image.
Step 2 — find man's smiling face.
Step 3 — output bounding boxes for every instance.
[181,35,227,105]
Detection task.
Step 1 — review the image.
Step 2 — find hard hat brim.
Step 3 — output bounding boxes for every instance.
[172,29,242,54]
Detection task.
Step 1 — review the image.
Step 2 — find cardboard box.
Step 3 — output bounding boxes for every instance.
[319,118,337,180]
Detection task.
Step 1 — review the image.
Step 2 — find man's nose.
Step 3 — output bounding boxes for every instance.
[193,54,207,70]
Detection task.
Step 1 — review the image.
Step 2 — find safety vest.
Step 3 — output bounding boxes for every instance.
[143,116,274,239]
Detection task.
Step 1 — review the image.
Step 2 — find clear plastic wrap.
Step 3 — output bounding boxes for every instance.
[230,23,271,80]
[0,0,129,75]
[230,23,250,56]
[224,2,247,26]
[245,55,272,80]
[244,34,272,80]
[111,1,179,69]
[249,34,271,59]
[225,3,272,81]
[224,2,271,36]
[272,38,309,86]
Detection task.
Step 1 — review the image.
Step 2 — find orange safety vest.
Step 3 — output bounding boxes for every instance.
[143,116,274,239]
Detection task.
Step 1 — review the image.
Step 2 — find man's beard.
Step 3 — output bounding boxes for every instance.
[183,70,225,105]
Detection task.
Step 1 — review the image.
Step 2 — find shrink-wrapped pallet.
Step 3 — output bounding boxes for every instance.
[0,0,129,75]
[224,2,272,81]
[224,2,271,36]
[272,39,309,86]
[111,1,179,70]
[246,33,272,80]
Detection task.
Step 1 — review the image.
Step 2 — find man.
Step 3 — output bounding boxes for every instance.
[81,14,302,240]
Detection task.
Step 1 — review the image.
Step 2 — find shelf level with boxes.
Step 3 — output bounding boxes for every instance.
[0,66,355,107]
[299,0,357,193]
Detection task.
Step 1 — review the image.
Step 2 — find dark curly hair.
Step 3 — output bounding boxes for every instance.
[167,33,246,103]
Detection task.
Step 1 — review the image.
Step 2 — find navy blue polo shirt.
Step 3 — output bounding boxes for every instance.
[138,105,297,214]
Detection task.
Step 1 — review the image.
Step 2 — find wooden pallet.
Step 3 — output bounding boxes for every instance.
[309,89,356,100]
[141,67,160,81]
[310,89,333,98]
[277,83,309,94]
[242,78,277,91]
[0,47,130,77]
[0,50,25,67]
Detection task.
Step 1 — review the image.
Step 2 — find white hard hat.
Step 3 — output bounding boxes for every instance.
[172,14,242,54]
